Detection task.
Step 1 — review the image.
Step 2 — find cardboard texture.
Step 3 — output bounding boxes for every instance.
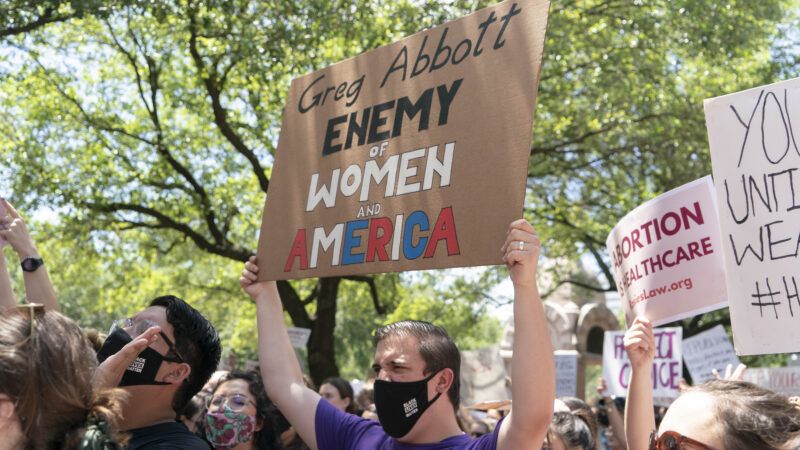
[257,0,550,279]
[704,77,800,355]
[602,328,682,407]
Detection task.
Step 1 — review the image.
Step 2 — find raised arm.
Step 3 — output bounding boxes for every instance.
[0,247,17,311]
[624,316,656,450]
[240,256,321,449]
[0,200,58,311]
[497,219,555,450]
[597,378,628,448]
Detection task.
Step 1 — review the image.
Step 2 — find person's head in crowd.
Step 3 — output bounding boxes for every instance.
[469,421,490,438]
[96,295,221,430]
[355,386,375,419]
[84,328,107,353]
[596,396,625,450]
[178,395,206,434]
[655,379,800,450]
[206,371,281,450]
[202,370,231,397]
[0,305,125,449]
[543,411,593,450]
[273,410,309,450]
[318,377,356,414]
[371,320,461,439]
[558,397,598,448]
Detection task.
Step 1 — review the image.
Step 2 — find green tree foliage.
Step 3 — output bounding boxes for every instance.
[2,0,799,381]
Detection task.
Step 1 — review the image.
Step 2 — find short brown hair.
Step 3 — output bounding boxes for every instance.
[688,379,800,450]
[373,320,460,409]
[0,306,126,449]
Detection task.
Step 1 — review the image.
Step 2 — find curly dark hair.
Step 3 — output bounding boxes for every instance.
[213,371,282,450]
[547,411,593,450]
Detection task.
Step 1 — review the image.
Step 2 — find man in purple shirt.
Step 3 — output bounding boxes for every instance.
[240,219,555,449]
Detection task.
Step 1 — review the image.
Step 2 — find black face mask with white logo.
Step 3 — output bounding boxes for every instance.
[373,372,442,438]
[96,328,172,387]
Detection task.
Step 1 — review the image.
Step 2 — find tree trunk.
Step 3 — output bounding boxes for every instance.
[307,277,341,385]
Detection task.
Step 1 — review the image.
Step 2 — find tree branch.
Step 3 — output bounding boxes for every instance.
[277,280,313,328]
[187,9,270,194]
[343,275,384,314]
[85,201,250,261]
[541,278,615,299]
[0,8,76,38]
[584,238,616,292]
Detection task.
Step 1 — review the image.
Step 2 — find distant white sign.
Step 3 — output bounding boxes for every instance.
[743,367,800,396]
[603,328,683,406]
[460,347,511,407]
[554,350,578,398]
[682,325,741,384]
[287,327,312,349]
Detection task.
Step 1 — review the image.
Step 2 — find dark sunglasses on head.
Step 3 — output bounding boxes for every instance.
[649,430,716,450]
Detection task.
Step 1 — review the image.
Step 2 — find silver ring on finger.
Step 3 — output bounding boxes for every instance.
[518,241,524,251]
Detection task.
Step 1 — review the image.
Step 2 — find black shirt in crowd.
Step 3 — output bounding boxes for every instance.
[126,422,211,450]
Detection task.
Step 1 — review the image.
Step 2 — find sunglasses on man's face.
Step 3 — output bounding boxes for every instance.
[110,317,185,363]
[649,430,716,450]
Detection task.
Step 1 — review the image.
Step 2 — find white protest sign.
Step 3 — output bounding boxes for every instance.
[602,328,683,406]
[287,327,312,349]
[743,367,800,397]
[682,325,741,384]
[705,77,800,355]
[607,176,728,327]
[460,347,511,407]
[554,350,578,398]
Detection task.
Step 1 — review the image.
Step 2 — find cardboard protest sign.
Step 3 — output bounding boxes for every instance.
[743,367,800,397]
[602,328,682,406]
[460,347,511,407]
[682,325,741,384]
[606,176,728,327]
[287,327,312,349]
[705,77,800,355]
[554,350,578,398]
[256,0,551,280]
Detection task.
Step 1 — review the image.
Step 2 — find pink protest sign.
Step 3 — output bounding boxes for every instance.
[602,327,683,406]
[606,176,728,327]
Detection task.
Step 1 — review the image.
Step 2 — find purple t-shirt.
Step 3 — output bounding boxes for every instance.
[315,399,501,450]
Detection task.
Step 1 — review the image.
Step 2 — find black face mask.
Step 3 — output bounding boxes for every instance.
[374,372,442,438]
[96,328,172,387]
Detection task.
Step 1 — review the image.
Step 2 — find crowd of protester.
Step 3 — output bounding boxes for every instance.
[1,198,799,449]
